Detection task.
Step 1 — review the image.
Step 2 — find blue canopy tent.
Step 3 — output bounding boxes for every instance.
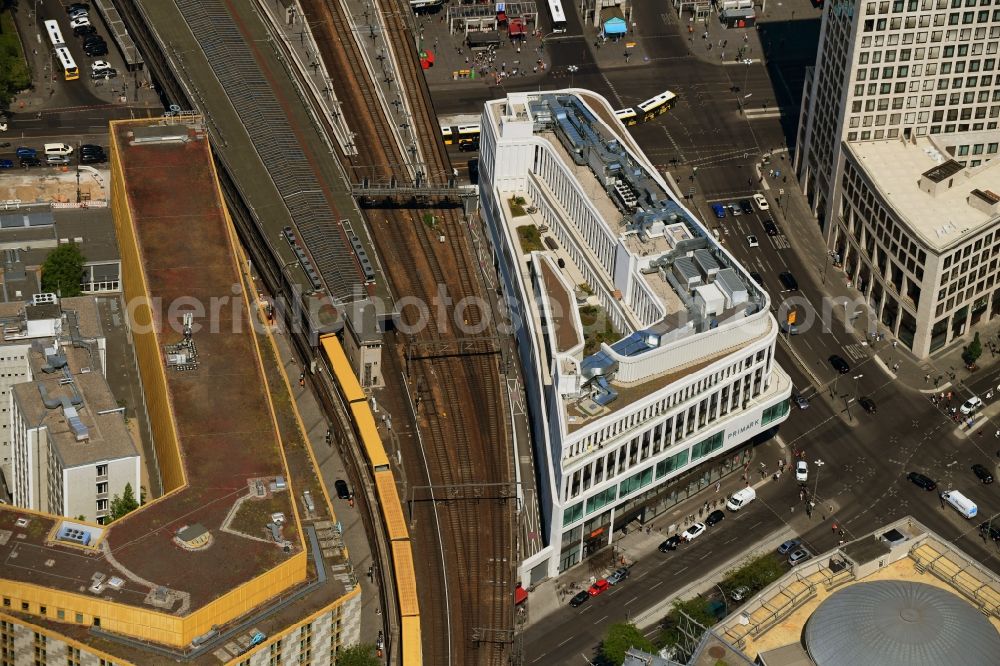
[603,16,627,36]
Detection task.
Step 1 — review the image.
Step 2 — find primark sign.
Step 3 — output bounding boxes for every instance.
[727,417,761,441]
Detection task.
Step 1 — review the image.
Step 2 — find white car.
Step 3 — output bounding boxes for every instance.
[681,522,706,542]
[91,60,112,72]
[753,193,770,211]
[70,17,91,28]
[795,460,809,482]
[960,396,983,415]
[746,234,759,248]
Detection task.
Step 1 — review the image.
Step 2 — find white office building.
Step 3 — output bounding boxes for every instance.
[479,90,791,583]
[10,343,137,524]
[795,0,1000,356]
[0,294,106,498]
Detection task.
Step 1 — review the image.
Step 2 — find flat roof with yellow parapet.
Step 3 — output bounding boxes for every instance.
[0,118,355,660]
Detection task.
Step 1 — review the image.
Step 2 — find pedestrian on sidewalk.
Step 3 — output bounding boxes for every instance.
[832,522,838,533]
[715,481,721,493]
[299,372,305,387]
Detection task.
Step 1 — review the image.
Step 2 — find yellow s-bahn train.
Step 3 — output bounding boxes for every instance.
[321,335,421,665]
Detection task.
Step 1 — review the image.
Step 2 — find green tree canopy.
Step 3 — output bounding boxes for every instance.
[335,644,380,666]
[0,11,31,107]
[41,243,86,297]
[109,482,140,521]
[598,622,656,665]
[963,332,983,365]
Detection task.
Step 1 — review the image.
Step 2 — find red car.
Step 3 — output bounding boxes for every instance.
[588,579,610,596]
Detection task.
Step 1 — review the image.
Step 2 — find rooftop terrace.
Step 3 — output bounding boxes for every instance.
[486,92,774,430]
[716,517,1000,660]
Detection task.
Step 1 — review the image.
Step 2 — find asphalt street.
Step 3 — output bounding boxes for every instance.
[2,2,160,141]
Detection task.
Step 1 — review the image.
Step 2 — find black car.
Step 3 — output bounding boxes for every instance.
[83,35,106,47]
[972,463,994,484]
[67,2,90,12]
[907,472,937,491]
[90,69,118,80]
[829,355,850,374]
[80,144,105,154]
[980,521,1000,541]
[705,509,725,527]
[73,24,97,37]
[569,590,590,607]
[80,153,107,164]
[778,271,798,291]
[739,200,753,214]
[859,396,877,414]
[334,478,351,499]
[748,271,763,286]
[85,44,108,57]
[658,534,682,552]
[458,140,479,152]
[19,157,41,167]
[763,220,779,236]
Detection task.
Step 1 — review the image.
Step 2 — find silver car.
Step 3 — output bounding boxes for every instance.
[607,566,629,585]
[788,547,812,566]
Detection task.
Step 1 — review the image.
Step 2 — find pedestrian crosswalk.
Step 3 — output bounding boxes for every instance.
[843,343,870,362]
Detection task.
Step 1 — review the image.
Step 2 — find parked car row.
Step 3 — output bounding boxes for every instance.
[777,538,812,566]
[66,4,109,57]
[568,565,630,607]
[4,143,106,168]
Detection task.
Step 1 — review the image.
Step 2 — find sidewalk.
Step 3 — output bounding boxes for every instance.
[757,157,1000,401]
[522,436,790,628]
[267,326,384,647]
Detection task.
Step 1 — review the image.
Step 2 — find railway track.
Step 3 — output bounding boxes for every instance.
[297,0,514,663]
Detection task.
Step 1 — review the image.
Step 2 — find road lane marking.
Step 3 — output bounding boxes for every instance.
[699,551,711,559]
[675,566,688,574]
[595,615,608,623]
[652,580,664,589]
[558,637,573,647]
[625,596,639,605]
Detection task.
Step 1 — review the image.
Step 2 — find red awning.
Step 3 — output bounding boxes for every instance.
[514,586,528,605]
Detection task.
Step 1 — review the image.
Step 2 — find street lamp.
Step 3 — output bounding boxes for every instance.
[715,583,729,617]
[813,459,825,501]
[844,374,863,420]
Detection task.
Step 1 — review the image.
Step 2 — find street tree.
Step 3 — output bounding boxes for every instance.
[598,622,656,665]
[109,483,140,521]
[334,644,380,666]
[40,243,86,297]
[963,332,983,365]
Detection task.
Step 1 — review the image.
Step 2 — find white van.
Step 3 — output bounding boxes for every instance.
[44,143,73,156]
[941,490,977,519]
[726,486,756,512]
